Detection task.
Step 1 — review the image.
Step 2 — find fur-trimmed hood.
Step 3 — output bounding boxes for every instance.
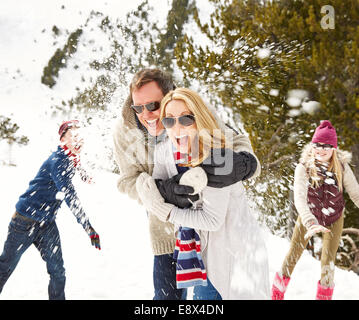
[299,143,352,167]
[120,94,139,130]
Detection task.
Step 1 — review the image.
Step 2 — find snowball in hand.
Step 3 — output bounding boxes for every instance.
[179,167,208,195]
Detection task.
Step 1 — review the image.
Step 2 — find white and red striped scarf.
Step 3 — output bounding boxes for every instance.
[173,226,207,288]
[173,151,192,165]
[172,149,207,289]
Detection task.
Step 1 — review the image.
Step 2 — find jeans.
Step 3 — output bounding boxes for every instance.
[0,213,66,300]
[153,253,187,300]
[193,278,222,300]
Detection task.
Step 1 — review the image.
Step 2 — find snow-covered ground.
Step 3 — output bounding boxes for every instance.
[1,158,359,300]
[0,0,359,300]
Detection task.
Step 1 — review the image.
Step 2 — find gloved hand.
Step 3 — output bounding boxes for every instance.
[88,227,101,250]
[201,149,258,188]
[136,172,175,222]
[155,173,199,208]
[304,224,330,240]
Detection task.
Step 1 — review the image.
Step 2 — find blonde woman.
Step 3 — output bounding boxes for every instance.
[271,120,359,300]
[136,87,270,300]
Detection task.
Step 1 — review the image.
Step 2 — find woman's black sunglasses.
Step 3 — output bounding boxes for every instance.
[161,114,195,129]
[131,101,161,114]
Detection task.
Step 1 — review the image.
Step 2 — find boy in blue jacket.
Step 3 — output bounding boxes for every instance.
[0,120,100,300]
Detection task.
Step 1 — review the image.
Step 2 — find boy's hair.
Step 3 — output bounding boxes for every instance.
[129,68,175,102]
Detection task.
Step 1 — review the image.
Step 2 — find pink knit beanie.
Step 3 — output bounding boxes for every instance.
[311,120,337,148]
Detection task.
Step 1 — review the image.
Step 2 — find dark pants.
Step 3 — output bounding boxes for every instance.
[153,253,187,300]
[0,213,66,299]
[193,278,222,300]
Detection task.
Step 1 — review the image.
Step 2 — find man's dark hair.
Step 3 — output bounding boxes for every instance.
[129,68,175,101]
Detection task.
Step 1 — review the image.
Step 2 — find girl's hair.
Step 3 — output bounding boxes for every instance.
[160,87,226,167]
[308,147,343,192]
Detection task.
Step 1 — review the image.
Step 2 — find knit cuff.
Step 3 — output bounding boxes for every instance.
[152,240,176,256]
[150,202,174,222]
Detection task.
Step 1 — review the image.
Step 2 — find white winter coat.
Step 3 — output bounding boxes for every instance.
[152,138,270,300]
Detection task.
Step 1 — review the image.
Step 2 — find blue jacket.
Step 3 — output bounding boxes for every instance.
[15,146,91,232]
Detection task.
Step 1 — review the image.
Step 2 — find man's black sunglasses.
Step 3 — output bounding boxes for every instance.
[131,101,161,114]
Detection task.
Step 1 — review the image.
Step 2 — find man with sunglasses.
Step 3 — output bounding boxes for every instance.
[113,68,260,300]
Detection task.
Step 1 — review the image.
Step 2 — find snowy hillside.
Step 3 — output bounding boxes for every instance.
[0,0,359,300]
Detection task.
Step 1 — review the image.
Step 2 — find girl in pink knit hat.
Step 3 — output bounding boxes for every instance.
[271,120,359,300]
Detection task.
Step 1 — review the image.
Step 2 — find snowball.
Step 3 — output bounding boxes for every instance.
[288,108,302,117]
[324,178,335,185]
[56,192,65,200]
[286,97,302,107]
[257,48,271,59]
[269,89,279,96]
[179,167,208,195]
[302,101,320,115]
[286,89,309,108]
[287,89,309,100]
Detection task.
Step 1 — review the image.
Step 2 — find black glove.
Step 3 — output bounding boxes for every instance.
[201,149,257,188]
[155,173,200,208]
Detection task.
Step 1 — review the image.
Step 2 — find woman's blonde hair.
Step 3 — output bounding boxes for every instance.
[160,87,226,167]
[308,147,343,192]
